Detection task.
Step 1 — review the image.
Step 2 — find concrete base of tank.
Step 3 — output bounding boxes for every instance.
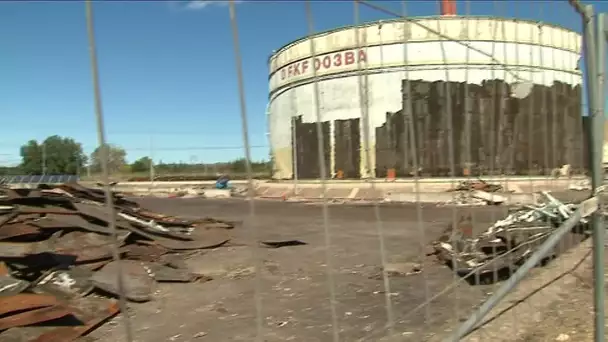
[96,176,588,204]
[255,179,577,205]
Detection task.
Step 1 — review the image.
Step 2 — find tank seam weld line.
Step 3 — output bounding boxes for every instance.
[269,63,582,102]
[269,15,580,60]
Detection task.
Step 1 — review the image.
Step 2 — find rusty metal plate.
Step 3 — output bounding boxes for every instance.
[118,213,193,241]
[134,210,193,226]
[121,243,167,262]
[0,261,10,275]
[72,203,132,230]
[259,240,307,248]
[0,212,20,227]
[0,305,73,330]
[57,184,105,201]
[44,214,112,235]
[0,273,30,296]
[0,294,59,316]
[31,216,81,229]
[27,190,43,198]
[28,297,120,342]
[32,268,94,299]
[0,241,52,258]
[0,231,61,258]
[17,206,77,215]
[198,222,235,230]
[124,223,230,251]
[0,223,41,241]
[9,214,44,225]
[92,260,154,302]
[150,263,197,282]
[0,189,23,200]
[40,188,75,198]
[77,259,111,271]
[53,231,118,263]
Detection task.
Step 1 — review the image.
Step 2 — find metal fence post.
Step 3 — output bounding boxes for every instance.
[590,10,606,342]
[292,116,299,194]
[580,5,606,341]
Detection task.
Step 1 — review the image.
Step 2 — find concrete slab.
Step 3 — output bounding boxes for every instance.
[296,188,322,198]
[386,192,538,205]
[87,176,581,204]
[203,189,231,199]
[326,188,353,198]
[357,188,384,200]
[259,187,288,198]
[255,186,270,196]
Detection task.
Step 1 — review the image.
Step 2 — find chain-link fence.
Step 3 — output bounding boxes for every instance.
[2,0,606,341]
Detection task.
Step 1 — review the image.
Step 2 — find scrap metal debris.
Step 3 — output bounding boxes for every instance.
[0,182,306,341]
[444,179,506,206]
[448,179,503,193]
[259,240,307,248]
[432,192,590,284]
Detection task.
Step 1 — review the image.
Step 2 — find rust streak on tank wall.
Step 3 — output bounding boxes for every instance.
[373,79,585,177]
[292,116,330,179]
[334,119,361,178]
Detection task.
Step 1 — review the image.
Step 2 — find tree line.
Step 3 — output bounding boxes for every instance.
[0,135,272,176]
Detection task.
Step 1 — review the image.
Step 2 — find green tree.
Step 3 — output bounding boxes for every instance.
[229,158,247,173]
[131,156,152,173]
[90,144,128,174]
[20,140,43,174]
[19,136,86,174]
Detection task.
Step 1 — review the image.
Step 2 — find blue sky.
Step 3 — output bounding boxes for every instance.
[1,0,605,166]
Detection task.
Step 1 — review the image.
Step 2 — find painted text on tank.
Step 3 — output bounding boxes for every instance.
[280,49,367,81]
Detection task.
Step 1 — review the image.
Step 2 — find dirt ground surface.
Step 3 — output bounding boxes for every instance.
[510,241,605,342]
[451,237,607,342]
[88,196,593,342]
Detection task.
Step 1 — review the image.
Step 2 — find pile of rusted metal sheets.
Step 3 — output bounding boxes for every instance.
[432,192,590,284]
[0,183,238,341]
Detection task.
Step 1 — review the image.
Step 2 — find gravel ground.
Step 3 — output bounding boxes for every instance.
[88,196,591,341]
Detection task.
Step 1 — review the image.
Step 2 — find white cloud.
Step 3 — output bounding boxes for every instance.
[185,0,242,10]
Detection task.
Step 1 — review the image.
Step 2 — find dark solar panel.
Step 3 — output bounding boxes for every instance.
[0,175,79,184]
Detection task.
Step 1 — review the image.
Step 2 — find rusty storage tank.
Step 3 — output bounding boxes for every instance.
[267,16,583,179]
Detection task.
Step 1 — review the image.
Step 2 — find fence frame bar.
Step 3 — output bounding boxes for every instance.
[580,6,605,341]
[590,9,606,342]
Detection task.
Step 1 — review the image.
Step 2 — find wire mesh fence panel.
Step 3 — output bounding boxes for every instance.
[1,0,605,342]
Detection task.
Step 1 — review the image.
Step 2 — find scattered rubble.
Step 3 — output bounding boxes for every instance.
[448,179,503,193]
[443,191,507,206]
[568,179,591,191]
[432,192,590,284]
[443,179,506,206]
[165,187,242,199]
[0,183,305,341]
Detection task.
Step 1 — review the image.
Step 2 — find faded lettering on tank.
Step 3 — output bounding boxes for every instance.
[280,49,367,81]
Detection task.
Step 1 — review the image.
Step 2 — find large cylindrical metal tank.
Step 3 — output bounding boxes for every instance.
[268,16,583,179]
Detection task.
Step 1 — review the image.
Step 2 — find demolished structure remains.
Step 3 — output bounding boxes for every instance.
[268,16,583,180]
[0,183,303,341]
[432,191,590,284]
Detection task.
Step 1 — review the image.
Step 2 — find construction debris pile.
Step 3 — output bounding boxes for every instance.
[445,179,506,206]
[0,183,244,341]
[568,179,591,191]
[432,192,589,284]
